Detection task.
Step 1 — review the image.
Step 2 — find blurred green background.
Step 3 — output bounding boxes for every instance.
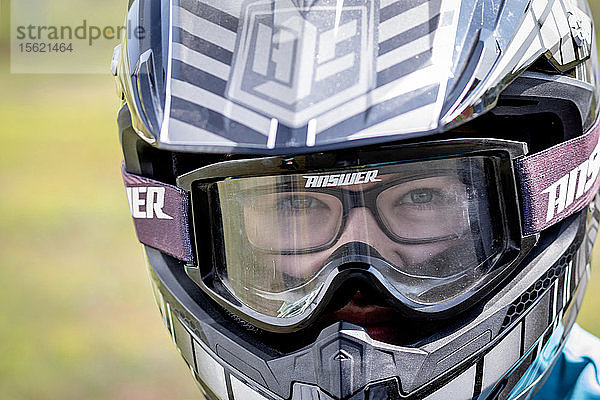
[2,1,600,399]
[0,1,200,398]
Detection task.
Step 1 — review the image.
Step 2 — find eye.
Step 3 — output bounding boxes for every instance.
[398,189,439,205]
[408,189,434,204]
[277,195,318,211]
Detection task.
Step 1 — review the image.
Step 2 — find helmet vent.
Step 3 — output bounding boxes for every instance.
[500,238,579,330]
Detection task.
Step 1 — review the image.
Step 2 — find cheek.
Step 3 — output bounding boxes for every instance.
[260,252,332,278]
[390,240,458,266]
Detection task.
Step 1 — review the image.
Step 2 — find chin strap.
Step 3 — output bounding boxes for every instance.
[121,164,194,263]
[516,118,600,235]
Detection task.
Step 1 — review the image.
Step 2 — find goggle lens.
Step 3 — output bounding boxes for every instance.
[207,157,503,318]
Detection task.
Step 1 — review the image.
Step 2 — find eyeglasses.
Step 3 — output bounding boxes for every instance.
[220,164,483,254]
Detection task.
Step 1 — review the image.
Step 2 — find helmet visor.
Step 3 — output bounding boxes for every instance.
[203,156,505,318]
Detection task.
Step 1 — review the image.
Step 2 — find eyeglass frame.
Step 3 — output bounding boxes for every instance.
[221,164,488,254]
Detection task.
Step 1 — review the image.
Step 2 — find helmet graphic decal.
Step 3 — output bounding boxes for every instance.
[227,0,377,127]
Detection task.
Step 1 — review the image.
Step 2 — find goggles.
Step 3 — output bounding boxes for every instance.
[123,126,600,332]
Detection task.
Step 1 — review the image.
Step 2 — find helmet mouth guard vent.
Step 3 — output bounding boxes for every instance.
[500,214,586,331]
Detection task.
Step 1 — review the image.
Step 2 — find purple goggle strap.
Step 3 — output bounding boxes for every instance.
[121,165,194,263]
[120,120,600,262]
[516,118,600,235]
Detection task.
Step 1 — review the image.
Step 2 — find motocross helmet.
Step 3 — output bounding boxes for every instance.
[114,0,600,398]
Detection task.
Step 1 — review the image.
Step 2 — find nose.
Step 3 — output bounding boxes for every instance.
[335,206,396,248]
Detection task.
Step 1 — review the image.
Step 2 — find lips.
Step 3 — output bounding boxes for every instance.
[319,291,402,343]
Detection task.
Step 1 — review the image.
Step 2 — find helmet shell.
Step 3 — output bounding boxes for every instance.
[114,0,597,154]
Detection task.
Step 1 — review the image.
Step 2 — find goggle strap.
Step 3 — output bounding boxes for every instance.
[121,164,194,263]
[516,118,600,235]
[120,119,600,261]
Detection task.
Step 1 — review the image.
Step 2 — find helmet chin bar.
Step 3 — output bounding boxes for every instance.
[146,210,593,400]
